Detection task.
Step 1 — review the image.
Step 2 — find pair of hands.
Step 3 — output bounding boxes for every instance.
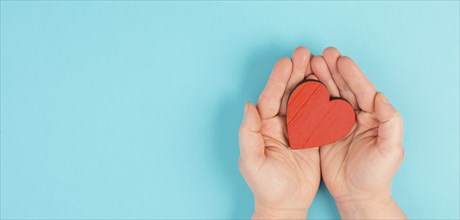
[238,47,406,219]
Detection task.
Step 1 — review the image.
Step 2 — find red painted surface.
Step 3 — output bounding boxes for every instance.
[287,80,355,149]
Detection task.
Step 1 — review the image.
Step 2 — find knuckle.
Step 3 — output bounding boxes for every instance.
[238,128,244,136]
[395,147,404,162]
[394,111,403,120]
[238,158,246,173]
[400,147,405,160]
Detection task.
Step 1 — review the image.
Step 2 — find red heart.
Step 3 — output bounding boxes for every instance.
[287,80,355,149]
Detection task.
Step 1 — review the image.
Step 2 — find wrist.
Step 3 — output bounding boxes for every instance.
[336,194,406,219]
[252,202,308,220]
[336,193,391,217]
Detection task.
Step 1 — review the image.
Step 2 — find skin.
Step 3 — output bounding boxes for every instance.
[238,46,406,219]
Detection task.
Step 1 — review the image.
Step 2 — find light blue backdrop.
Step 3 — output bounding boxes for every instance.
[1,1,459,219]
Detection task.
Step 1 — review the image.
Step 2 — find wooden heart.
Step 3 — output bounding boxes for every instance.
[287,80,355,149]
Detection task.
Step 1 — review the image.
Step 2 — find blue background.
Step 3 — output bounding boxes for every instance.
[1,1,459,219]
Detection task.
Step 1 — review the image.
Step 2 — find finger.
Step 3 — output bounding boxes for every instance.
[374,93,404,154]
[338,56,377,112]
[257,57,292,119]
[323,47,358,109]
[280,47,311,115]
[304,53,314,79]
[306,73,318,80]
[239,102,265,164]
[311,56,340,97]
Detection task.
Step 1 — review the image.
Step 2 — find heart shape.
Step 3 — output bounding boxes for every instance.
[287,80,355,149]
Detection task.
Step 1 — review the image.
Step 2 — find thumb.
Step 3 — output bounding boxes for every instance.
[374,92,404,154]
[239,102,265,165]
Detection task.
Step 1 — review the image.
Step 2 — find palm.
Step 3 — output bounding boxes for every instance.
[321,111,388,198]
[254,115,320,209]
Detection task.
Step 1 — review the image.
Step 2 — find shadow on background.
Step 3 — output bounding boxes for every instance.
[213,43,340,219]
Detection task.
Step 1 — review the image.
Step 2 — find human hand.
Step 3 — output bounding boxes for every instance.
[310,48,406,219]
[238,47,320,219]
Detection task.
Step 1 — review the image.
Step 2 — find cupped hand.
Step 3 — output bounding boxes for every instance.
[310,48,406,219]
[238,47,321,219]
